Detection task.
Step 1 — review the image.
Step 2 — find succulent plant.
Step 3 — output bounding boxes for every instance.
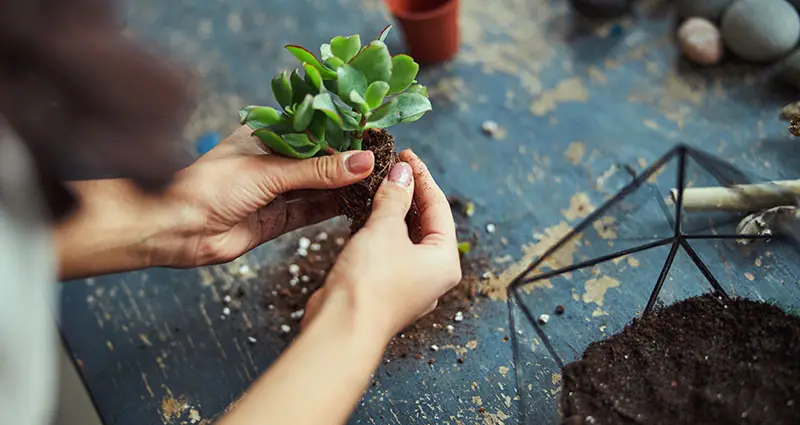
[239,25,431,158]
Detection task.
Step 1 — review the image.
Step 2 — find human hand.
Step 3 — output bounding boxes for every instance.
[154,125,375,268]
[301,150,461,340]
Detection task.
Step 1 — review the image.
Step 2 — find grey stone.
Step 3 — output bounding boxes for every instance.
[676,0,736,22]
[721,0,800,62]
[779,48,800,88]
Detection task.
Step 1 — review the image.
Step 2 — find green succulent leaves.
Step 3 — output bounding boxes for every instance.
[241,26,430,159]
[330,35,361,62]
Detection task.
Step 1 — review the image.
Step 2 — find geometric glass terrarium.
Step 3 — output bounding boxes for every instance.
[507,145,800,424]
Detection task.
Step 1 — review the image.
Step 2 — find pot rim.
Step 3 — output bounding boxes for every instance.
[386,0,459,21]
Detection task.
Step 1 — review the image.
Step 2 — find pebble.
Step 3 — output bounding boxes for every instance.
[568,0,632,19]
[310,243,322,252]
[454,311,464,322]
[539,314,550,324]
[301,275,310,283]
[335,237,346,246]
[430,344,440,352]
[301,287,308,294]
[555,304,566,315]
[316,232,328,241]
[222,307,231,316]
[486,223,496,233]
[281,324,291,333]
[676,0,735,21]
[446,325,455,332]
[247,336,257,344]
[677,17,724,66]
[298,237,311,249]
[481,120,499,136]
[297,247,308,257]
[238,264,251,275]
[223,295,232,304]
[721,0,800,63]
[779,48,800,88]
[289,277,299,287]
[267,304,275,310]
[288,264,300,275]
[290,309,305,320]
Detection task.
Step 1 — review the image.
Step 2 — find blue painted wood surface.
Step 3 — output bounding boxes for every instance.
[59,0,800,424]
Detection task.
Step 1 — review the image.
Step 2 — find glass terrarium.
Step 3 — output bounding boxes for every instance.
[507,145,800,424]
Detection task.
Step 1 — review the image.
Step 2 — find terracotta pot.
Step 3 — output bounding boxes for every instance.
[385,0,460,64]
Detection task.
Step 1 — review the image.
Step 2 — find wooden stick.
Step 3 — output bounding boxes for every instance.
[670,179,800,212]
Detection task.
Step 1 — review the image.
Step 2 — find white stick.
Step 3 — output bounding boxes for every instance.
[670,179,800,212]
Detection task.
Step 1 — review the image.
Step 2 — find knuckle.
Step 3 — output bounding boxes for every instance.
[313,157,340,186]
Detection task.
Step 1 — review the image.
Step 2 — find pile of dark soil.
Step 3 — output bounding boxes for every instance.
[561,294,800,425]
[336,129,420,235]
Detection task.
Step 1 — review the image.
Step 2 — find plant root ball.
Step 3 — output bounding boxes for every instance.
[721,0,800,63]
[677,17,724,66]
[676,0,736,22]
[568,0,633,20]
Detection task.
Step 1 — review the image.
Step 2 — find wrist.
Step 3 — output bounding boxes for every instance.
[313,286,396,350]
[56,179,192,279]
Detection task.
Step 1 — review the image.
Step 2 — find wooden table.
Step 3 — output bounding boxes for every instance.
[60,0,800,423]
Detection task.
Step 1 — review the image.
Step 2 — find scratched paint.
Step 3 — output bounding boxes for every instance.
[484,222,582,300]
[530,78,590,117]
[565,141,586,165]
[498,366,510,377]
[593,216,618,240]
[561,192,595,222]
[582,276,621,317]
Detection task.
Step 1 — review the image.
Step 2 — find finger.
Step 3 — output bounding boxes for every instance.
[398,150,456,246]
[203,125,270,159]
[262,150,374,193]
[254,191,341,245]
[301,288,327,330]
[418,300,438,320]
[367,161,415,227]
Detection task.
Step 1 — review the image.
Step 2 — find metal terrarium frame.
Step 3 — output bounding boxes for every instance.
[505,144,800,424]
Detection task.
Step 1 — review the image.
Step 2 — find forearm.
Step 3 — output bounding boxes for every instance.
[55,179,182,280]
[218,290,389,425]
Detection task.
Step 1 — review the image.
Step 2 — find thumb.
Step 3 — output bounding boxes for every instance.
[265,150,374,193]
[367,162,414,226]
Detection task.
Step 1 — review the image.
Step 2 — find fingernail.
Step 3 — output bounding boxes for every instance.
[388,162,412,187]
[346,151,374,174]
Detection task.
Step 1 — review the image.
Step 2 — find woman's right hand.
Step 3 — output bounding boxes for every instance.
[302,149,462,340]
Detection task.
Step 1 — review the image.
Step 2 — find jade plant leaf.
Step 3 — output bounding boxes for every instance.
[330,35,361,63]
[349,40,392,84]
[365,81,390,110]
[307,112,327,142]
[293,95,315,131]
[320,43,333,61]
[283,132,317,148]
[378,25,392,43]
[336,65,367,101]
[312,93,343,129]
[349,91,369,114]
[325,118,349,151]
[326,56,344,70]
[337,102,360,131]
[365,92,431,129]
[366,97,396,123]
[303,63,323,92]
[239,105,282,127]
[252,129,321,158]
[271,72,293,109]
[285,45,337,79]
[290,70,314,104]
[388,55,419,95]
[408,83,428,97]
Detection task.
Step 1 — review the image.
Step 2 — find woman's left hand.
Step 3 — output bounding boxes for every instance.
[57,125,374,279]
[157,125,375,267]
